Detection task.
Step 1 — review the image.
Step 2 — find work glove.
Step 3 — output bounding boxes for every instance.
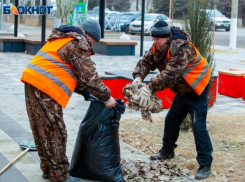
[139,85,152,107]
[132,77,142,84]
[81,88,92,101]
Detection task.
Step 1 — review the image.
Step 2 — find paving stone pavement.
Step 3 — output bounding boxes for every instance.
[0,42,244,182]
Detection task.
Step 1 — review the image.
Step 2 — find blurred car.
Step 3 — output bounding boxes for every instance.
[90,10,111,21]
[92,6,110,15]
[90,7,111,23]
[119,12,141,34]
[206,9,231,31]
[129,13,171,35]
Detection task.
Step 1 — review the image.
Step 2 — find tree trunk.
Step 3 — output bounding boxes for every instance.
[238,0,243,26]
[5,0,10,22]
[31,0,35,19]
[38,15,42,26]
[146,0,152,12]
[56,0,79,24]
[47,0,51,19]
[243,2,245,26]
[19,0,26,24]
[38,0,42,26]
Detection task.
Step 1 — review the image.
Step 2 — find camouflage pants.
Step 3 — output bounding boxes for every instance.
[25,83,69,182]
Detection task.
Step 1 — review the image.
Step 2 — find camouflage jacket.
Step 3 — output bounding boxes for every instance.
[133,27,196,95]
[48,28,110,102]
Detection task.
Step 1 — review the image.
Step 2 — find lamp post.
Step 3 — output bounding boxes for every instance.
[41,0,46,47]
[140,0,145,57]
[14,0,18,37]
[229,0,238,50]
[212,0,216,51]
[99,0,105,38]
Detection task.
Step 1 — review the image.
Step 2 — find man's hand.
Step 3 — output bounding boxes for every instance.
[104,96,116,108]
[132,77,142,84]
[139,85,152,107]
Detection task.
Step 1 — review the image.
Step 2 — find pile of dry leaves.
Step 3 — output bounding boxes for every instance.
[123,83,163,122]
[121,159,190,182]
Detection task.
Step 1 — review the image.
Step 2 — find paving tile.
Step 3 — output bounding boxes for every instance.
[0,152,29,182]
[0,111,11,119]
[0,122,31,137]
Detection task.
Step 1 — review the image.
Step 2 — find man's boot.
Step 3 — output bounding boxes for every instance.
[150,145,176,160]
[195,165,211,180]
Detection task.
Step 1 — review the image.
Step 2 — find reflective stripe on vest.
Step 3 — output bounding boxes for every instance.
[166,42,211,95]
[26,63,73,97]
[35,50,78,82]
[21,37,77,108]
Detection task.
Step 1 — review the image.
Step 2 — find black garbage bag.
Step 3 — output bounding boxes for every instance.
[69,98,126,182]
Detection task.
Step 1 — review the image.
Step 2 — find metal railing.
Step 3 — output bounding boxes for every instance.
[70,11,121,32]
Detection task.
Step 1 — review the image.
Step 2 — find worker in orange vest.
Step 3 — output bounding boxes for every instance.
[132,20,213,180]
[21,19,116,182]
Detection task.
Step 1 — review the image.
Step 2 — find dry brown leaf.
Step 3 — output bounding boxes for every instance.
[123,83,163,122]
[121,159,192,181]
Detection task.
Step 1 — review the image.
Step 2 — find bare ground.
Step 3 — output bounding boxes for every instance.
[119,113,245,181]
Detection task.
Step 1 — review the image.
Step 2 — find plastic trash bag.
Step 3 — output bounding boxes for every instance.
[69,97,126,182]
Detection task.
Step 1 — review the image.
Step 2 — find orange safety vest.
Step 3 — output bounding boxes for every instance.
[21,37,77,108]
[152,43,211,95]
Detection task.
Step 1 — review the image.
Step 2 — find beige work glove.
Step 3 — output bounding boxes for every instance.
[132,77,142,84]
[139,85,152,107]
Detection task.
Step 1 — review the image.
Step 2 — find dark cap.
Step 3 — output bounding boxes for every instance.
[150,20,171,38]
[81,19,101,42]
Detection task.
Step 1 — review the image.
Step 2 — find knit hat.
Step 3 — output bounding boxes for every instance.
[81,19,101,42]
[150,20,171,38]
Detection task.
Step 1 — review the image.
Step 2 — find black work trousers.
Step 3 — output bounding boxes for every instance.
[163,86,213,167]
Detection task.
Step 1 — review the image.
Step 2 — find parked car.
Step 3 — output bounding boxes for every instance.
[129,13,171,35]
[206,9,231,31]
[119,12,141,34]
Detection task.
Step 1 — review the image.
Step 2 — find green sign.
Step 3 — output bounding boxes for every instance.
[69,2,86,26]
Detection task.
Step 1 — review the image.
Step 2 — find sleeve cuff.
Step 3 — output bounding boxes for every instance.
[103,96,111,104]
